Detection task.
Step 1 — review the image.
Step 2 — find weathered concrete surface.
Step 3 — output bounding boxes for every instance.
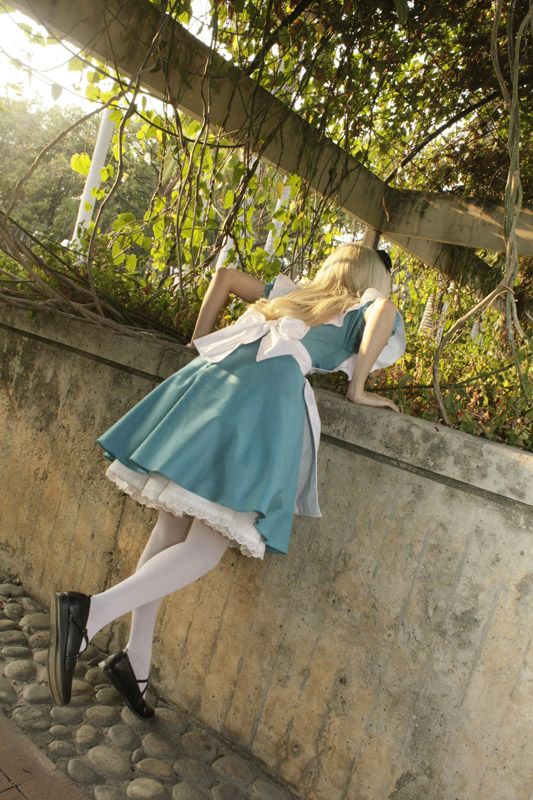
[1,305,532,800]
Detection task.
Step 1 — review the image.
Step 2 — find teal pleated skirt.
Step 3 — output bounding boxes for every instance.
[97,340,307,556]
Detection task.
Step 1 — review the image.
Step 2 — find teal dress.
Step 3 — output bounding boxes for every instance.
[96,278,402,557]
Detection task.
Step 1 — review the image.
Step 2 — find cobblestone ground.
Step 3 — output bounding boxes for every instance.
[0,578,298,800]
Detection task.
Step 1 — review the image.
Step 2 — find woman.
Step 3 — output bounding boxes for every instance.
[47,243,405,720]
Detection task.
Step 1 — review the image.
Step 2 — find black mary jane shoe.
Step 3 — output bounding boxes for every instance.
[99,650,155,720]
[47,591,91,706]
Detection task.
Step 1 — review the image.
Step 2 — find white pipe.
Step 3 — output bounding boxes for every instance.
[215,234,235,270]
[71,107,115,242]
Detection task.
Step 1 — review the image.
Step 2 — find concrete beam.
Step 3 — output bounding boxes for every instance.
[11,0,533,255]
[382,188,532,254]
[387,234,498,292]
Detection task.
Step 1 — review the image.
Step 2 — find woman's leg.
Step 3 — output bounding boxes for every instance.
[122,510,194,686]
[86,517,229,661]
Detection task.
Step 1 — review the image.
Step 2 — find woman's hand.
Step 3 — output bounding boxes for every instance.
[345,298,400,411]
[346,388,400,412]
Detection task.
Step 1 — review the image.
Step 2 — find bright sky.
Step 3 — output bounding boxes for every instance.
[0,9,92,110]
[0,3,211,112]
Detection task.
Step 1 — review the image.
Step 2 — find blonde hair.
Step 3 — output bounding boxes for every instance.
[250,243,392,326]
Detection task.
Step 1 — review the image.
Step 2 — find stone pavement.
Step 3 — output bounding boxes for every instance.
[0,579,297,800]
[0,710,88,799]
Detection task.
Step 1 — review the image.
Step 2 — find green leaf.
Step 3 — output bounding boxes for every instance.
[70,152,91,176]
[111,239,125,265]
[68,56,85,71]
[245,206,254,233]
[192,227,204,248]
[111,212,136,230]
[396,1,409,26]
[125,253,137,272]
[85,84,101,102]
[459,414,477,434]
[109,108,123,125]
[51,83,62,101]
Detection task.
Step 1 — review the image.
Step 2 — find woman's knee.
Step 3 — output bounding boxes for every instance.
[186,517,230,565]
[155,510,193,545]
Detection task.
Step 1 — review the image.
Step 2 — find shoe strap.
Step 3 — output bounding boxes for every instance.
[69,612,89,654]
[122,649,150,695]
[85,645,109,667]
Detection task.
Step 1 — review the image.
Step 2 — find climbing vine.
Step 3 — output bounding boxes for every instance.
[0,0,531,448]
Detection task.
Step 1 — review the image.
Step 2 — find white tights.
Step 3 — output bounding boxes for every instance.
[86,512,229,688]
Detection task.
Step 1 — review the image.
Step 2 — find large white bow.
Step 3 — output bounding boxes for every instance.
[193,307,313,375]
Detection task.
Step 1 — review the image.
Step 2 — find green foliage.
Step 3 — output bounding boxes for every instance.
[0,6,531,451]
[311,257,532,449]
[209,0,532,203]
[386,257,531,449]
[0,98,158,241]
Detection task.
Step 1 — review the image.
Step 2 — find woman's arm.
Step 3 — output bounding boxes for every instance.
[345,298,400,412]
[186,268,266,346]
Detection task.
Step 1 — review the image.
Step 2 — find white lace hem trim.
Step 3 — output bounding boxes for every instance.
[105,459,266,559]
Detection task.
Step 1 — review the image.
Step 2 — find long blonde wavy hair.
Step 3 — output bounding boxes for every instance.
[249,243,392,326]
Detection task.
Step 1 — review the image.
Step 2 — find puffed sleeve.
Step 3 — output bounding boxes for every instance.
[262,273,299,299]
[262,278,276,298]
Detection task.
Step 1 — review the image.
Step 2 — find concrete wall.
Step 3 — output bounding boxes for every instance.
[1,306,532,800]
